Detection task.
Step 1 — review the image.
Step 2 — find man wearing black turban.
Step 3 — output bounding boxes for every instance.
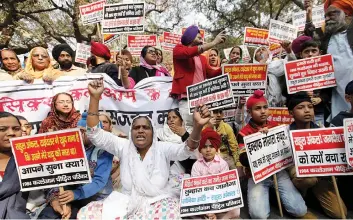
[52,44,85,76]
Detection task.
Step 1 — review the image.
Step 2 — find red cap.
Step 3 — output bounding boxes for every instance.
[246,90,267,109]
[91,41,111,60]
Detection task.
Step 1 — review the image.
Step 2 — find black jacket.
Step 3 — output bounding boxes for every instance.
[330,111,353,127]
[91,62,119,85]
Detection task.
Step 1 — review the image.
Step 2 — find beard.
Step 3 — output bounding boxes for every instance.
[58,60,73,70]
[325,19,346,35]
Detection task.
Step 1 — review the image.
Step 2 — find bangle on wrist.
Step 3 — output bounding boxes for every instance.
[87,112,99,116]
[189,137,201,143]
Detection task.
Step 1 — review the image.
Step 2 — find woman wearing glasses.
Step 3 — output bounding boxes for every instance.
[14,47,62,82]
[118,45,171,89]
[39,92,81,133]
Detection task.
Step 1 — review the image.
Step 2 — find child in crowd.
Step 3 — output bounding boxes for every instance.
[236,90,308,219]
[191,128,240,219]
[38,113,113,219]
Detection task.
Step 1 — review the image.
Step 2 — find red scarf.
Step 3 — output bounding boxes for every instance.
[39,93,81,133]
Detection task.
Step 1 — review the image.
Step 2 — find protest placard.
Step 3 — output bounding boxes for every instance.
[79,0,105,25]
[10,129,91,191]
[102,2,145,34]
[127,35,157,56]
[222,100,239,124]
[343,118,353,167]
[268,19,297,44]
[161,32,181,51]
[269,43,286,58]
[292,5,325,31]
[103,34,120,45]
[244,125,293,184]
[268,108,294,125]
[187,74,234,114]
[75,43,91,64]
[223,64,267,97]
[180,170,243,217]
[284,54,336,94]
[290,127,353,177]
[243,27,269,47]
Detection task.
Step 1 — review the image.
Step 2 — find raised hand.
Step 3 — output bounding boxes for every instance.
[213,30,226,45]
[88,78,104,99]
[193,104,211,128]
[116,55,126,70]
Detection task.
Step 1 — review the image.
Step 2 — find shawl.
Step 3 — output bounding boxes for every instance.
[0,157,29,219]
[156,120,184,144]
[39,93,81,133]
[24,47,62,79]
[139,56,170,76]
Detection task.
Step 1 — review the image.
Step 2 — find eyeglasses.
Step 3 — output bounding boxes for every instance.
[56,101,73,105]
[147,50,156,55]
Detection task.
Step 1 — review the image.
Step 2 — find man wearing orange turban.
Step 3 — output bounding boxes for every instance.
[324,0,353,16]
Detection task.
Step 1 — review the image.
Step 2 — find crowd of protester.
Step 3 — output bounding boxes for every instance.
[0,0,352,219]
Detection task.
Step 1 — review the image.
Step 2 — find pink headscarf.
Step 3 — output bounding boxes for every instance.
[139,56,170,76]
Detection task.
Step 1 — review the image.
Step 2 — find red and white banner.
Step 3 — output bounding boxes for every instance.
[343,118,353,167]
[180,170,243,217]
[243,27,269,47]
[223,64,268,97]
[285,54,336,94]
[79,0,105,25]
[187,74,235,114]
[127,35,157,56]
[269,43,286,58]
[0,75,178,136]
[268,19,297,44]
[102,2,145,34]
[75,43,91,64]
[161,32,181,51]
[292,5,325,32]
[268,108,294,125]
[290,127,353,177]
[244,125,294,184]
[11,129,91,191]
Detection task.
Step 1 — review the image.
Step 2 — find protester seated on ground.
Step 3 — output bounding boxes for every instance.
[203,48,220,69]
[0,48,24,79]
[77,78,211,219]
[288,37,331,126]
[206,109,239,170]
[38,113,113,219]
[90,41,120,84]
[227,46,243,64]
[52,44,86,76]
[119,46,170,89]
[156,109,197,197]
[0,112,29,219]
[253,46,288,107]
[191,128,240,219]
[39,92,81,133]
[14,47,62,82]
[236,90,308,219]
[286,91,347,218]
[172,25,226,133]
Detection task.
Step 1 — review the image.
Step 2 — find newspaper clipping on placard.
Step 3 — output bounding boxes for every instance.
[285,54,336,94]
[75,43,91,64]
[292,5,325,31]
[243,27,269,47]
[290,127,353,177]
[268,19,297,44]
[268,107,294,125]
[10,129,91,191]
[180,170,243,217]
[161,32,181,51]
[343,118,353,167]
[187,74,234,114]
[244,125,293,184]
[223,64,268,97]
[102,2,145,34]
[79,0,105,25]
[103,34,120,45]
[127,35,157,56]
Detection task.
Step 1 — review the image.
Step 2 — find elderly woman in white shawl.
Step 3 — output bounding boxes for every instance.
[78,79,211,219]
